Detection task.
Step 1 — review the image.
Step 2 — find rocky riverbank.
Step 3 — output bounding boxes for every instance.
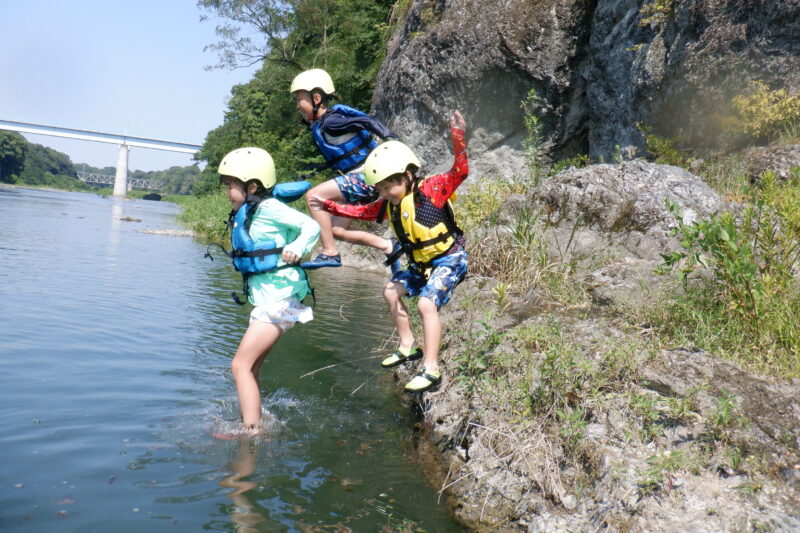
[377,161,800,531]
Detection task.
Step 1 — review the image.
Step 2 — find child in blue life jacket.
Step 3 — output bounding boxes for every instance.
[309,111,469,393]
[218,147,320,432]
[290,68,401,270]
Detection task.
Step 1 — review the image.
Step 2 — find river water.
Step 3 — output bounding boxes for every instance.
[0,187,462,532]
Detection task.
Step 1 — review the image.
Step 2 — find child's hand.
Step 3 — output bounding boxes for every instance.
[450,110,465,131]
[308,195,325,212]
[282,250,299,264]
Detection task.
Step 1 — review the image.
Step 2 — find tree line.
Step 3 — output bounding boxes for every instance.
[191,0,397,195]
[0,130,201,194]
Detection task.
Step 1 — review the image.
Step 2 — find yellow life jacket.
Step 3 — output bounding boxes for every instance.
[387,190,462,267]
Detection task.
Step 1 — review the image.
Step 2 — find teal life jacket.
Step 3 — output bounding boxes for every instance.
[311,104,378,173]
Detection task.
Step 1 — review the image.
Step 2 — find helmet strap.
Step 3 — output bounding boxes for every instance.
[311,91,329,121]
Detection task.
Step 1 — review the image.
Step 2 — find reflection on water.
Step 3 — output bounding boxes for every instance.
[0,187,462,533]
[109,201,124,255]
[220,439,265,532]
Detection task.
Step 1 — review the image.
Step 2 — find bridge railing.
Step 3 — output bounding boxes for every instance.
[76,171,164,191]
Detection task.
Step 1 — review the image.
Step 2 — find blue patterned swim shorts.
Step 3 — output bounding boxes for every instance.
[334,169,380,204]
[391,251,468,308]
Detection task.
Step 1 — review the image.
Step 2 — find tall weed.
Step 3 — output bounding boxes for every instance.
[521,88,547,185]
[656,194,800,374]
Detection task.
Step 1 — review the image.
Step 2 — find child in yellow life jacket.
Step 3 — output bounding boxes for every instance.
[309,111,468,392]
[219,147,320,432]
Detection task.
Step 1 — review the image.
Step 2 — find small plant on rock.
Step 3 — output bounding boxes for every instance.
[637,450,693,496]
[629,391,664,442]
[557,406,588,451]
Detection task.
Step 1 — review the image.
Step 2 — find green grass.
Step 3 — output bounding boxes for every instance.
[174,191,231,241]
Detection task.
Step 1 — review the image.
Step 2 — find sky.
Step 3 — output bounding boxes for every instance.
[0,1,260,172]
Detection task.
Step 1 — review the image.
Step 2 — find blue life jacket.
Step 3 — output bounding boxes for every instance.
[229,200,282,274]
[204,181,312,304]
[311,104,378,173]
[228,180,312,274]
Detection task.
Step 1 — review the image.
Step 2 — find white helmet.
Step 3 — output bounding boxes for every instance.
[363,141,421,186]
[219,147,276,189]
[290,69,335,95]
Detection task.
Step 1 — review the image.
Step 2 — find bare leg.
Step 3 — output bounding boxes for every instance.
[307,179,392,256]
[306,180,344,256]
[331,215,393,252]
[383,281,415,351]
[417,297,441,372]
[231,320,283,428]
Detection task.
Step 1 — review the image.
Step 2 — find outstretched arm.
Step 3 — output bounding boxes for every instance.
[419,111,468,208]
[309,195,386,222]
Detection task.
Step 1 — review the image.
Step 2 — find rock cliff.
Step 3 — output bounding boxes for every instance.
[372,0,800,178]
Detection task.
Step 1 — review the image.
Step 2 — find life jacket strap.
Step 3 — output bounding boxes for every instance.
[230,246,284,259]
[230,264,316,307]
[383,232,451,267]
[204,242,233,260]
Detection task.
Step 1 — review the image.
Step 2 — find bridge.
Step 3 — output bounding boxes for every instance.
[0,119,202,199]
[76,171,164,191]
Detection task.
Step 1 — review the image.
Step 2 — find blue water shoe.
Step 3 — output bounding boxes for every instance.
[301,253,342,270]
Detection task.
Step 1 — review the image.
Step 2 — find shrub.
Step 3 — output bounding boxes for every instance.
[549,154,589,177]
[457,175,526,232]
[728,81,800,140]
[656,197,800,374]
[638,123,691,168]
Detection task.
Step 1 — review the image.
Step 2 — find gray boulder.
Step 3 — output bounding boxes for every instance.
[529,160,725,305]
[741,143,800,182]
[531,160,724,259]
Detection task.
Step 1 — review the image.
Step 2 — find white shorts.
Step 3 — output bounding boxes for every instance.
[249,297,313,332]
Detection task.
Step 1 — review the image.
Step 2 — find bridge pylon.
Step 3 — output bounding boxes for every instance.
[0,120,202,200]
[113,143,131,198]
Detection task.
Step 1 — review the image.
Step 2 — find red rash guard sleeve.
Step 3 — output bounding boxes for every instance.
[322,198,387,221]
[417,126,468,208]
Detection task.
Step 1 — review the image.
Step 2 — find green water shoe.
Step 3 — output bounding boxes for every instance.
[381,347,423,368]
[404,368,441,392]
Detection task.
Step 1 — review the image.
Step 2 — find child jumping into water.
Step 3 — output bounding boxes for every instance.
[290,68,401,270]
[309,111,468,392]
[218,147,320,431]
